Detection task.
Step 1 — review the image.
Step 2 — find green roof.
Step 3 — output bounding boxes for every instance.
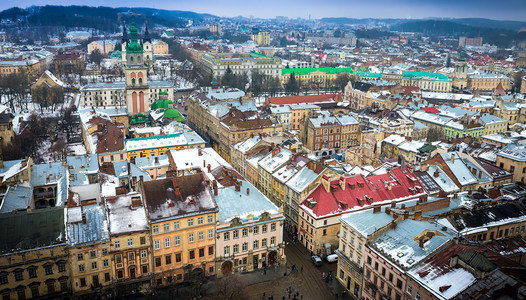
[151,99,173,110]
[0,207,65,252]
[126,19,144,53]
[249,51,268,58]
[282,67,354,76]
[111,50,122,59]
[159,90,168,96]
[402,71,450,81]
[356,71,383,78]
[163,109,185,122]
[127,132,182,143]
[418,143,437,154]
[164,31,174,37]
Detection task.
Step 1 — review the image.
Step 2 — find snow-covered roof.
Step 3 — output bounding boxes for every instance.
[233,136,262,155]
[285,165,322,194]
[44,70,64,87]
[66,154,99,186]
[67,204,110,246]
[169,148,230,184]
[341,207,394,238]
[31,162,66,187]
[0,159,26,183]
[398,140,427,154]
[426,165,460,193]
[125,132,204,151]
[0,185,32,213]
[372,219,456,269]
[497,143,526,162]
[441,152,478,186]
[382,134,406,146]
[258,149,293,174]
[135,154,170,170]
[215,180,280,223]
[105,193,148,235]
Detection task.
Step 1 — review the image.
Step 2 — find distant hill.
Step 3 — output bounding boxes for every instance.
[0,5,217,32]
[320,17,405,26]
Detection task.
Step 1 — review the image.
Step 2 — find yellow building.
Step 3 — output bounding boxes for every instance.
[0,113,14,148]
[468,73,511,92]
[125,128,206,159]
[87,40,118,55]
[152,40,169,55]
[281,67,354,88]
[251,30,270,46]
[105,194,153,296]
[67,204,113,298]
[496,144,526,184]
[142,174,218,287]
[0,207,70,300]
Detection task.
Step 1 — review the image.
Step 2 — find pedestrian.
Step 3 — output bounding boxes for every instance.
[335,292,339,299]
[263,292,266,299]
[301,266,303,273]
[322,271,325,278]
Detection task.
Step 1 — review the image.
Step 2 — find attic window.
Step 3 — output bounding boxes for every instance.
[357,182,364,188]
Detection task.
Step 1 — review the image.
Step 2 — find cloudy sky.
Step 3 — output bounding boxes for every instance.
[1,0,525,21]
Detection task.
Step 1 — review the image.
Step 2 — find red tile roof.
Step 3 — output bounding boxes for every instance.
[266,93,341,106]
[420,107,440,114]
[300,167,426,218]
[402,86,421,95]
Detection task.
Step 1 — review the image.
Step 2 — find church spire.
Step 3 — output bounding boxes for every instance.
[126,15,143,53]
[143,20,151,43]
[121,20,128,44]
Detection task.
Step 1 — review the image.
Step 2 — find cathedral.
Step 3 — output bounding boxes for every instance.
[80,19,173,115]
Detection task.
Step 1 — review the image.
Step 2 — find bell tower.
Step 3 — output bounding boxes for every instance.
[124,17,149,115]
[453,47,468,91]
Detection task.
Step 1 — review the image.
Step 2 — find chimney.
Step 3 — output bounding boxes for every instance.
[235,181,241,192]
[385,207,391,215]
[131,196,142,208]
[419,238,425,248]
[391,221,397,230]
[433,169,440,178]
[246,188,250,196]
[82,213,87,224]
[403,211,409,220]
[198,148,203,156]
[373,205,381,213]
[154,156,159,164]
[49,161,52,168]
[207,164,211,173]
[420,195,428,202]
[321,175,331,192]
[478,171,482,179]
[415,210,422,220]
[339,176,346,190]
[213,180,218,196]
[450,153,455,163]
[391,202,396,208]
[203,160,206,168]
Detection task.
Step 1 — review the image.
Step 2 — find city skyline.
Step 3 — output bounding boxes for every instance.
[1,0,526,21]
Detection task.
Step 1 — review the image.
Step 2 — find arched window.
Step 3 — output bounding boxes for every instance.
[138,55,141,62]
[147,55,150,60]
[132,78,135,85]
[139,78,143,85]
[130,56,134,62]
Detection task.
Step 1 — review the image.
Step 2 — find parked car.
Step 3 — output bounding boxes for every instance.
[311,255,322,267]
[326,254,338,263]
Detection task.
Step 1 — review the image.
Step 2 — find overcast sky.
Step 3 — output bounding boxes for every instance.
[2,0,526,21]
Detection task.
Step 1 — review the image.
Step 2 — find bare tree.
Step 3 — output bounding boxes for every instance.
[215,274,248,300]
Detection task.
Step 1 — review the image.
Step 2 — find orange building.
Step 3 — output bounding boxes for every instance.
[142,173,218,287]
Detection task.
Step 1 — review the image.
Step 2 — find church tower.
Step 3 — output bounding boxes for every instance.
[142,21,154,74]
[124,18,150,115]
[453,47,468,91]
[121,21,129,64]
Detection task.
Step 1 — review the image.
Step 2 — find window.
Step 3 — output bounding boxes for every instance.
[323,229,327,236]
[253,226,259,235]
[116,255,122,263]
[165,255,172,265]
[129,252,135,261]
[397,279,403,289]
[164,223,170,232]
[208,215,213,223]
[103,259,109,267]
[141,250,147,258]
[78,265,85,273]
[44,264,53,275]
[374,262,379,271]
[77,253,84,261]
[358,243,362,251]
[155,257,161,267]
[188,219,194,226]
[407,286,412,295]
[128,239,133,246]
[175,253,182,263]
[199,248,205,257]
[198,217,204,224]
[224,246,230,256]
[233,230,239,239]
[208,229,214,239]
[0,273,8,285]
[253,240,259,249]
[115,241,121,249]
[350,237,354,245]
[209,246,214,256]
[47,281,55,294]
[165,238,171,248]
[416,292,421,300]
[154,240,160,250]
[102,248,108,256]
[199,231,204,241]
[224,232,230,241]
[153,225,159,233]
[174,221,180,229]
[189,233,195,243]
[262,225,268,233]
[28,268,37,278]
[189,250,195,260]
[271,237,276,245]
[175,236,181,246]
[242,242,248,252]
[242,228,248,237]
[262,239,267,248]
[367,256,372,265]
[105,272,110,282]
[140,237,146,245]
[271,223,276,232]
[91,262,97,270]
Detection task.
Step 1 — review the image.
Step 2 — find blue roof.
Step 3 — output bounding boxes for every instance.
[67,204,109,246]
[66,154,99,186]
[31,162,66,187]
[0,185,32,214]
[341,208,394,238]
